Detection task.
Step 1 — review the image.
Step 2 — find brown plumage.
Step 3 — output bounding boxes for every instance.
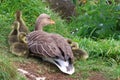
[15,10,29,34]
[10,32,29,57]
[27,13,74,75]
[8,21,20,45]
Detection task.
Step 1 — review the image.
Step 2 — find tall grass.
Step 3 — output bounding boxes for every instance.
[0,54,17,80]
[72,37,120,62]
[69,0,120,39]
[74,58,120,80]
[0,0,69,35]
[0,0,71,51]
[0,54,27,80]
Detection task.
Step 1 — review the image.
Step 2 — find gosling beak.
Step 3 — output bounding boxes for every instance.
[50,20,55,24]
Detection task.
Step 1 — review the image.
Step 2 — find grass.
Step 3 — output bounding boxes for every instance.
[73,38,120,62]
[74,58,119,80]
[0,53,26,80]
[0,0,120,80]
[0,55,16,80]
[69,0,120,39]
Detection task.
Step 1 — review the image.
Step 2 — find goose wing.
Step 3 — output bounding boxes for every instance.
[27,31,65,60]
[50,34,74,61]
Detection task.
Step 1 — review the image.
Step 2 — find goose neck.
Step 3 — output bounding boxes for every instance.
[35,23,44,31]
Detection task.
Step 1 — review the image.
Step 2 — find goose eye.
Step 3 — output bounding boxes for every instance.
[48,18,50,20]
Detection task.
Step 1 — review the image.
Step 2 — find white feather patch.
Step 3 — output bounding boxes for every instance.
[43,57,75,75]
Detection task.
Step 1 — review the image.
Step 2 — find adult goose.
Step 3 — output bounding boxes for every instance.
[27,14,74,75]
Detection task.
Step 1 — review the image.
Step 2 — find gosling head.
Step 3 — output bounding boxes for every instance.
[15,10,22,20]
[18,32,27,43]
[71,42,79,50]
[35,13,55,30]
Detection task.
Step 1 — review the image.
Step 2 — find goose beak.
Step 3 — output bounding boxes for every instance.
[50,20,55,24]
[53,59,75,75]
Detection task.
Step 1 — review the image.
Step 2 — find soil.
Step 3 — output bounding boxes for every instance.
[88,72,106,80]
[14,57,107,80]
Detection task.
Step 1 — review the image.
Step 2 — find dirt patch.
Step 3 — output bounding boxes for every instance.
[14,58,76,80]
[88,72,106,80]
[14,58,107,80]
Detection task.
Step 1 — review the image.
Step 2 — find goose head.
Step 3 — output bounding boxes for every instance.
[35,13,55,30]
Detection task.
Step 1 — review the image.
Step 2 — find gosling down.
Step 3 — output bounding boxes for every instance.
[8,21,20,45]
[27,14,75,75]
[67,39,89,60]
[15,10,29,34]
[10,32,29,57]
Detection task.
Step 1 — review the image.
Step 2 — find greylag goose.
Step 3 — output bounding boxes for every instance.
[27,13,75,75]
[8,21,20,45]
[67,39,89,60]
[10,32,29,57]
[15,10,29,34]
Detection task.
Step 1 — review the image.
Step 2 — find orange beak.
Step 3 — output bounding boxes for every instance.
[50,20,55,24]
